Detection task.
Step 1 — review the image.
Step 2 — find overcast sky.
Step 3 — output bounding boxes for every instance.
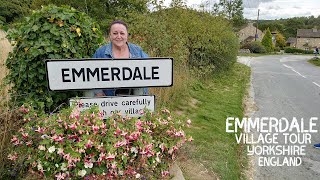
[163,0,320,20]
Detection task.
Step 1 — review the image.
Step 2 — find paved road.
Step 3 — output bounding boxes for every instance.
[239,55,320,180]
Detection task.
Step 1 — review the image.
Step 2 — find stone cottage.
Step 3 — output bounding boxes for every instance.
[296,28,320,50]
[238,22,264,44]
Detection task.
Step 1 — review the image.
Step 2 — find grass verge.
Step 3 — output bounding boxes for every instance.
[177,63,251,179]
[308,58,320,67]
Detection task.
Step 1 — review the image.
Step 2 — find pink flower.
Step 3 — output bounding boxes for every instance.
[161,171,170,177]
[90,112,95,118]
[10,136,19,143]
[69,123,77,130]
[35,126,44,133]
[100,123,106,129]
[92,125,99,131]
[161,109,170,114]
[187,119,192,125]
[174,130,185,137]
[114,128,121,136]
[26,140,33,146]
[159,143,166,152]
[85,140,93,149]
[55,172,66,180]
[188,136,194,142]
[105,153,116,160]
[63,153,71,160]
[120,131,128,137]
[57,148,64,155]
[114,140,127,148]
[98,112,104,119]
[111,162,117,169]
[8,152,18,161]
[135,120,143,131]
[21,132,29,139]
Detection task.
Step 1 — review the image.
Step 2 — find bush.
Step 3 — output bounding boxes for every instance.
[284,47,313,54]
[5,5,103,111]
[246,41,266,53]
[130,8,238,73]
[6,104,192,179]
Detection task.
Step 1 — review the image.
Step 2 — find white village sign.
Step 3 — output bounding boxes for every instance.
[45,58,173,91]
[45,58,172,118]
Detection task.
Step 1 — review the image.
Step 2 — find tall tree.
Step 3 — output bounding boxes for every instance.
[212,0,245,27]
[261,28,273,52]
[275,32,286,49]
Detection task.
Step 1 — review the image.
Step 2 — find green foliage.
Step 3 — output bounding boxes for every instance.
[284,47,313,54]
[212,0,245,28]
[5,5,104,111]
[275,32,286,49]
[130,8,239,73]
[31,0,150,32]
[261,28,273,52]
[242,41,266,53]
[0,0,33,23]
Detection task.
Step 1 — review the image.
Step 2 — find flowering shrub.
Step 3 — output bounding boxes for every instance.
[7,104,192,179]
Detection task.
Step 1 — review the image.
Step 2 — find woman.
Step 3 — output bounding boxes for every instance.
[92,20,148,96]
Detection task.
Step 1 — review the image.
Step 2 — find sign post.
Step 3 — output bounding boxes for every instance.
[45,58,173,118]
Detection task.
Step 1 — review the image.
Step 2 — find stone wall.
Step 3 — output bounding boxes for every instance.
[296,38,320,50]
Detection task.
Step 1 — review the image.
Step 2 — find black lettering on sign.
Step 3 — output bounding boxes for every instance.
[111,67,121,81]
[61,68,71,82]
[143,67,151,80]
[72,68,85,82]
[87,68,100,81]
[123,67,132,80]
[133,67,142,80]
[101,67,110,81]
[152,66,159,79]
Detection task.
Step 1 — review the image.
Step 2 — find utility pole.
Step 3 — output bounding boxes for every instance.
[255,9,260,41]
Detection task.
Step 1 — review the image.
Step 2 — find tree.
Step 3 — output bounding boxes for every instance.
[275,32,286,49]
[0,0,33,23]
[170,0,186,8]
[261,28,273,52]
[31,0,150,32]
[212,0,245,27]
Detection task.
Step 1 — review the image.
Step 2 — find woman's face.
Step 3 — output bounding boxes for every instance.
[109,23,128,48]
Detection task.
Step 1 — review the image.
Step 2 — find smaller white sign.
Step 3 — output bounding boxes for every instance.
[70,95,155,118]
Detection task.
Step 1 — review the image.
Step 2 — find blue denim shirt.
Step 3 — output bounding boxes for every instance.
[92,42,149,96]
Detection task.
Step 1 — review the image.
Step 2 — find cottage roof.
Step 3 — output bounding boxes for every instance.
[286,37,296,43]
[297,29,320,38]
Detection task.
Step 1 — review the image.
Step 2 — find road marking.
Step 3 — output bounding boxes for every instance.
[283,64,306,78]
[291,69,306,78]
[313,82,320,88]
[283,64,293,69]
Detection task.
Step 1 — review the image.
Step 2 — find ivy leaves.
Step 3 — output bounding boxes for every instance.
[5,5,104,111]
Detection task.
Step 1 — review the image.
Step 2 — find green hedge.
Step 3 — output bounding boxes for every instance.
[129,8,238,72]
[284,47,314,54]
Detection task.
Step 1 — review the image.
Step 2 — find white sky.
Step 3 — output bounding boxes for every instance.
[163,0,320,20]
